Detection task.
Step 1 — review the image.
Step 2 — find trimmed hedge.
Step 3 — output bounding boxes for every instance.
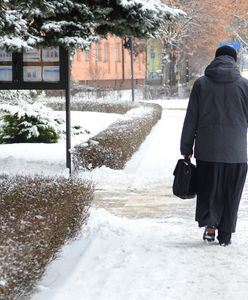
[0,175,93,300]
[72,102,162,170]
[46,97,139,114]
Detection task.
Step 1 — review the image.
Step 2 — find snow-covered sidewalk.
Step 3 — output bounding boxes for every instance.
[32,207,248,300]
[31,100,248,300]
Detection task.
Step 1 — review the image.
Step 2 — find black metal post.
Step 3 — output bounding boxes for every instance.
[65,50,71,175]
[122,43,125,81]
[129,37,135,102]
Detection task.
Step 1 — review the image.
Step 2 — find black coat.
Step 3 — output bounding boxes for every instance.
[180,55,248,163]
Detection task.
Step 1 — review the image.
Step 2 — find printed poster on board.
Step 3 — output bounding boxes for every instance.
[42,48,59,62]
[0,50,12,62]
[43,66,60,82]
[23,49,41,62]
[0,66,12,81]
[23,66,42,82]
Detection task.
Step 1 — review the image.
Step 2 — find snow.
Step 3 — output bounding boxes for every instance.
[119,106,154,120]
[0,36,31,50]
[119,0,185,18]
[32,207,248,300]
[29,99,248,300]
[0,111,119,175]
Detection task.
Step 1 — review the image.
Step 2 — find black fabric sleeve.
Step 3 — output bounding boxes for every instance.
[180,80,199,156]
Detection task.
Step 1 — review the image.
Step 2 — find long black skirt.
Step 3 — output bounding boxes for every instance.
[196,160,247,233]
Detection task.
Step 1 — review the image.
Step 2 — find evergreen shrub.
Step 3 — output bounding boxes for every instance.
[0,101,63,143]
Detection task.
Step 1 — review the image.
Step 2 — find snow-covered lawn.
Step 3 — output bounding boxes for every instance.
[0,111,119,175]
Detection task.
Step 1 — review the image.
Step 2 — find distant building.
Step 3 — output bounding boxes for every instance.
[147,39,162,73]
[71,35,146,89]
[146,39,163,85]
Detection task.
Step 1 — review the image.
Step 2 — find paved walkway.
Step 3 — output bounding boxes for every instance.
[92,105,248,223]
[93,182,248,221]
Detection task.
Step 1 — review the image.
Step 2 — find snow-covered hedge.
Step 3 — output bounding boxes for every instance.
[0,90,45,105]
[47,97,139,114]
[0,175,93,300]
[72,103,162,170]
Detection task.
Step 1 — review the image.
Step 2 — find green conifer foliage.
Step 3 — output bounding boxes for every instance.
[0,0,183,51]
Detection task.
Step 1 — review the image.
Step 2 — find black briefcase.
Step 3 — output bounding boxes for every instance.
[173,159,197,199]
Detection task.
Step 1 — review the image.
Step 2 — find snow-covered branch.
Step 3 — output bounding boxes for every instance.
[0,0,185,51]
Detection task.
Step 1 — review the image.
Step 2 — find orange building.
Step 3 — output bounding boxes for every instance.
[71,35,146,89]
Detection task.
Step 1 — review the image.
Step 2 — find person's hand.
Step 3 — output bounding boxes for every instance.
[184,154,192,160]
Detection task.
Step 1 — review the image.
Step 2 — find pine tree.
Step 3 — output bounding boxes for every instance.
[0,0,184,51]
[0,1,29,51]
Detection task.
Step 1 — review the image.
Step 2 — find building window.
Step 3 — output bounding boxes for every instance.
[85,50,90,61]
[95,41,99,62]
[103,43,108,62]
[98,42,102,61]
[143,52,146,64]
[115,43,120,62]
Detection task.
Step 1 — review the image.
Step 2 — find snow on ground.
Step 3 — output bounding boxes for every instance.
[30,99,248,300]
[32,207,248,300]
[0,111,119,175]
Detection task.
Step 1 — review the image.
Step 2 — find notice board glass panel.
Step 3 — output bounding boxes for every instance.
[0,66,12,81]
[43,66,60,82]
[23,47,60,82]
[42,48,60,62]
[23,66,42,82]
[23,49,41,62]
[0,50,12,81]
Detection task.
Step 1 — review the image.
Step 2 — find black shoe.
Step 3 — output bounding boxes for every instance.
[219,241,232,247]
[217,231,232,246]
[203,226,216,242]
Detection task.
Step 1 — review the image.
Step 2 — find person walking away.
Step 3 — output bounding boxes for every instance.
[180,45,248,246]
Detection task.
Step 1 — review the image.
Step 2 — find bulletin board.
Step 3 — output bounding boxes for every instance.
[0,46,72,173]
[0,47,69,90]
